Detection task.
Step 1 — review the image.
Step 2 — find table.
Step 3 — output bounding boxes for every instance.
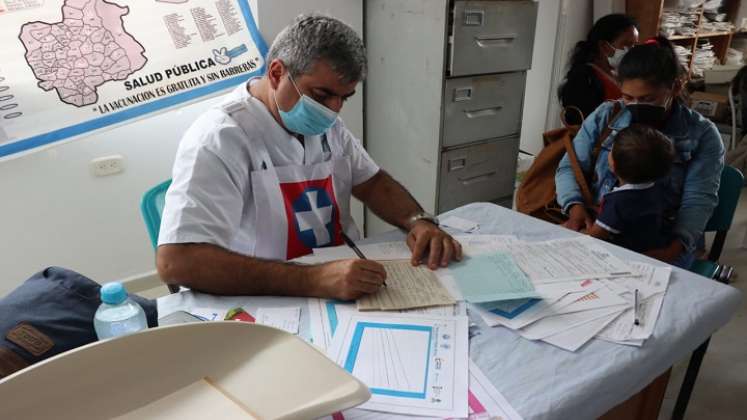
[157,203,742,420]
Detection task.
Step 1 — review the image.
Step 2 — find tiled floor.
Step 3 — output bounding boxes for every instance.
[658,189,747,420]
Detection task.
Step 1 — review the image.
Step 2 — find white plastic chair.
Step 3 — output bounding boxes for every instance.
[0,322,370,419]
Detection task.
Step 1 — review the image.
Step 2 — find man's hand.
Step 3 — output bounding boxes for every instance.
[563,204,593,232]
[645,239,685,264]
[406,221,463,270]
[308,259,387,301]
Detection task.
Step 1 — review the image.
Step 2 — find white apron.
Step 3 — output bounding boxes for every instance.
[221,100,360,260]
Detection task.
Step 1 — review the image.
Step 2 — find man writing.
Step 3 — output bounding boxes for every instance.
[157,14,462,300]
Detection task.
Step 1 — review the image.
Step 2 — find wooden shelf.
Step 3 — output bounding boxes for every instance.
[668,31,734,41]
[669,34,697,40]
[697,31,734,38]
[626,0,741,79]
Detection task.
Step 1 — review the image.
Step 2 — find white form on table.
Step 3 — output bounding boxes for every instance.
[326,312,469,418]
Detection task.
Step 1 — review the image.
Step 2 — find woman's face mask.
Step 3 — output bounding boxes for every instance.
[606,42,628,69]
[627,101,669,126]
[622,82,674,126]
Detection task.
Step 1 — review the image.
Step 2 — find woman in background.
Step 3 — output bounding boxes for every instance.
[558,14,639,124]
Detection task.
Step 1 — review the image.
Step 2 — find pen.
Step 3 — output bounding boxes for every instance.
[633,289,640,326]
[340,231,387,287]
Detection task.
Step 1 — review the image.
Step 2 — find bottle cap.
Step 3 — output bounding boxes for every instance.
[100,282,127,305]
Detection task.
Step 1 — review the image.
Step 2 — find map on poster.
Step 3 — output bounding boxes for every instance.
[0,0,267,159]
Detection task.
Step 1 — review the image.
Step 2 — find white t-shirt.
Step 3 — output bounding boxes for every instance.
[158,81,380,256]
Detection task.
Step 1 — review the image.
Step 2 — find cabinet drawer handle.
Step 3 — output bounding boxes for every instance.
[474,34,517,47]
[458,171,497,185]
[464,106,503,118]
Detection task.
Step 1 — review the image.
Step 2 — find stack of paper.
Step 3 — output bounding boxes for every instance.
[473,263,671,352]
[660,8,700,37]
[326,312,470,418]
[596,264,671,346]
[308,298,522,419]
[693,40,717,78]
[322,361,522,420]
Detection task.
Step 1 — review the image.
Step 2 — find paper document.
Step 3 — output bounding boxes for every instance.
[327,312,469,417]
[190,308,228,321]
[597,264,671,345]
[308,299,466,350]
[519,304,628,340]
[313,242,412,261]
[324,360,523,420]
[541,310,622,352]
[453,234,517,256]
[255,307,301,334]
[508,237,634,283]
[472,280,604,329]
[441,216,480,233]
[479,298,542,319]
[538,284,629,317]
[113,378,257,419]
[357,260,455,311]
[449,252,539,303]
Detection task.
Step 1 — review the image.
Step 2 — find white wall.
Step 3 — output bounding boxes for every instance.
[593,0,625,21]
[520,0,593,155]
[546,1,594,129]
[520,0,561,155]
[0,0,364,296]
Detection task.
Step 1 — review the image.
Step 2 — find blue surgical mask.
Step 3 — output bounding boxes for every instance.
[274,74,338,136]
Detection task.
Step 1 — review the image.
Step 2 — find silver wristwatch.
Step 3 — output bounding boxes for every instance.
[408,211,439,228]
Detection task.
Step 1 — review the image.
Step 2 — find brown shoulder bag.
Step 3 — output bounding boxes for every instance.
[516,103,622,223]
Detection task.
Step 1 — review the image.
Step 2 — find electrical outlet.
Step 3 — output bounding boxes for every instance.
[90,155,125,177]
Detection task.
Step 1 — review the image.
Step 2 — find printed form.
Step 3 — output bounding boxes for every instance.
[308,299,466,351]
[448,252,539,303]
[327,312,469,418]
[357,261,456,311]
[324,361,523,420]
[508,237,635,283]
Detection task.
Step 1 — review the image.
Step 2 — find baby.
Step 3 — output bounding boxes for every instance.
[588,124,675,254]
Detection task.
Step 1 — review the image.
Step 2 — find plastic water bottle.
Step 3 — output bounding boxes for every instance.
[94,282,148,340]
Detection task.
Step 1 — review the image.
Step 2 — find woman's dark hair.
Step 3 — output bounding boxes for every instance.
[612,124,674,183]
[617,36,684,88]
[566,14,638,71]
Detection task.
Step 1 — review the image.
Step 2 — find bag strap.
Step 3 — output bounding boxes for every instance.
[562,133,595,207]
[560,106,584,129]
[563,101,624,207]
[591,101,623,164]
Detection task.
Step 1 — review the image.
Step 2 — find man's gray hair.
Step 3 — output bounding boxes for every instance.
[266,14,367,83]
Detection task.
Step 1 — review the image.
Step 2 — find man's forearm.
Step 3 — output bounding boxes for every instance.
[157,243,318,296]
[353,171,423,230]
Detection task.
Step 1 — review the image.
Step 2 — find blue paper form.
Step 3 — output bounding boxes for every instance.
[449,252,539,303]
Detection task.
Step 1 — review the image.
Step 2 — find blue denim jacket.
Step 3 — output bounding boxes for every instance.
[555,100,725,256]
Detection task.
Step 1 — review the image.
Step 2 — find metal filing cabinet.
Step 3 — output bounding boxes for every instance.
[365,0,537,235]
